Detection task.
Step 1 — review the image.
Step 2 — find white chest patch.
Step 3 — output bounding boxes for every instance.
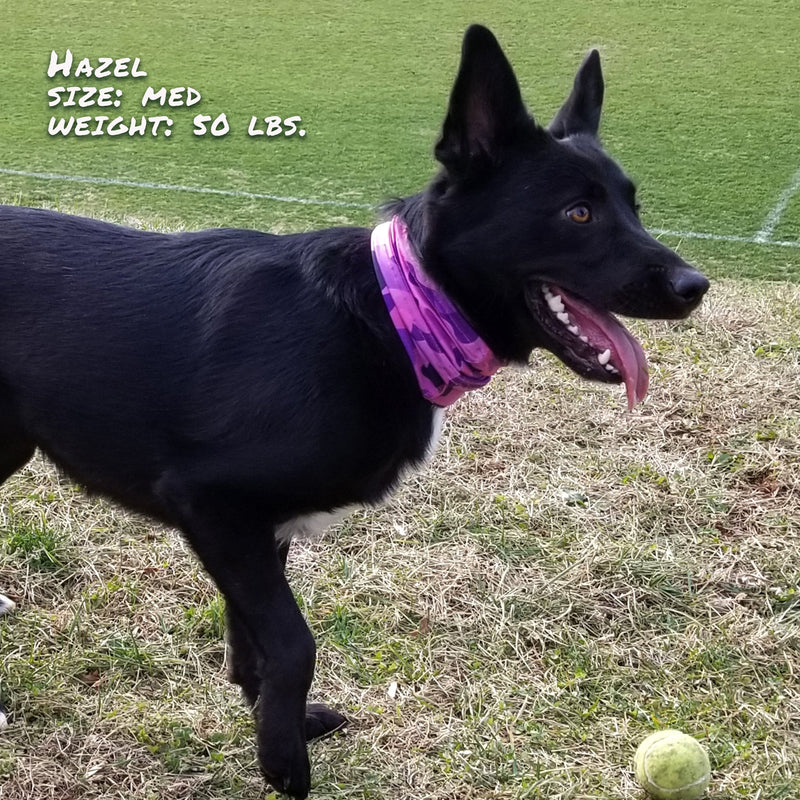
[275,507,354,544]
[275,408,446,544]
[425,407,446,462]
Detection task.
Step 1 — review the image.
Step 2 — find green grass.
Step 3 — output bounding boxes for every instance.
[1,280,798,799]
[2,1,800,279]
[1,3,800,799]
[5,515,65,573]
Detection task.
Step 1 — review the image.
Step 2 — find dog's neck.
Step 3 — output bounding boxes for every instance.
[371,216,504,407]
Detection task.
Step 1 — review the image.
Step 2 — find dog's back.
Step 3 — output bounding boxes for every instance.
[0,206,434,520]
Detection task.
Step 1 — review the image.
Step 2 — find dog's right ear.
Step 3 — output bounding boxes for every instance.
[435,25,536,175]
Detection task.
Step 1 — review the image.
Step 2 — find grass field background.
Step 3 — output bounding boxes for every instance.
[1,2,799,799]
[2,0,800,277]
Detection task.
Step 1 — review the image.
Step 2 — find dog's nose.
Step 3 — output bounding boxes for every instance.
[669,268,709,307]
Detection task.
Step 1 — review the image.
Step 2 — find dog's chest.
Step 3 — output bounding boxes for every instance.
[275,408,445,544]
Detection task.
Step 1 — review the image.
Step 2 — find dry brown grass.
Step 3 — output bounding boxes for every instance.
[1,278,798,799]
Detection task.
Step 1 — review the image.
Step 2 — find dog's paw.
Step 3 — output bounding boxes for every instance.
[258,735,311,799]
[0,594,16,616]
[305,703,347,741]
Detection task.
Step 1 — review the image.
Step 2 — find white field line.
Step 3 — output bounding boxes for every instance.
[0,167,374,210]
[755,164,800,243]
[2,166,800,248]
[651,227,800,249]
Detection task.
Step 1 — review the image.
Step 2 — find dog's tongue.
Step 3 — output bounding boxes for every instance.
[556,288,649,410]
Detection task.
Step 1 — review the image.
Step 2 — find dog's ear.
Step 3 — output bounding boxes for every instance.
[548,50,604,139]
[435,25,535,174]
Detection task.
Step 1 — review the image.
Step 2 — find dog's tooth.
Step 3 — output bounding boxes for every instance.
[580,335,589,343]
[548,295,566,313]
[598,349,612,366]
[556,311,570,324]
[605,364,619,374]
[568,324,579,335]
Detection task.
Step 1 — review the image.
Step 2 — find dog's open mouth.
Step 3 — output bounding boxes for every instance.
[527,283,649,410]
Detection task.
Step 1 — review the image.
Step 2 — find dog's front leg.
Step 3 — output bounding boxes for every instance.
[224,540,290,706]
[226,540,348,741]
[176,498,315,799]
[225,604,261,706]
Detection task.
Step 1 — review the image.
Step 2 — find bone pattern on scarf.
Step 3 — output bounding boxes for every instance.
[371,216,504,407]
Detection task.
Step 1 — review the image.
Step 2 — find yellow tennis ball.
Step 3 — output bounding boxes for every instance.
[634,730,711,800]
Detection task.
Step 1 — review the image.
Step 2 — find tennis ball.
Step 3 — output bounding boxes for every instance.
[634,730,711,800]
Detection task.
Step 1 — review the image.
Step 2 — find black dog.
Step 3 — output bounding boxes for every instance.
[0,25,707,798]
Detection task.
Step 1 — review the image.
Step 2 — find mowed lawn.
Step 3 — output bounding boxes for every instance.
[2,0,800,277]
[1,3,799,800]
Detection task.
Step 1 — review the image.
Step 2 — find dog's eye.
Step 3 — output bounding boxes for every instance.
[566,205,592,224]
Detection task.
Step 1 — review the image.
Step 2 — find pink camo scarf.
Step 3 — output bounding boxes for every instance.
[371,216,504,407]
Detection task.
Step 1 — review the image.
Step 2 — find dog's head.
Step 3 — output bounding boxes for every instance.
[409,25,709,408]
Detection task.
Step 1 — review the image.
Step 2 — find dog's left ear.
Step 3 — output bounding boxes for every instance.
[435,25,536,175]
[548,50,604,139]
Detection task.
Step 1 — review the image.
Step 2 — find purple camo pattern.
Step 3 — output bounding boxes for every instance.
[370,216,504,407]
